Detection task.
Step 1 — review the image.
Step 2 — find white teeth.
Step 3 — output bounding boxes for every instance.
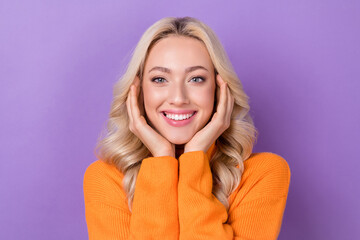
[165,112,194,121]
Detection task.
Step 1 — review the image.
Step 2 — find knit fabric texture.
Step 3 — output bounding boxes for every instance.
[83,145,290,240]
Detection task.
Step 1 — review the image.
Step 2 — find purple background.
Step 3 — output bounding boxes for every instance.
[1,0,359,239]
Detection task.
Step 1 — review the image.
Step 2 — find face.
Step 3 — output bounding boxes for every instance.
[142,36,216,145]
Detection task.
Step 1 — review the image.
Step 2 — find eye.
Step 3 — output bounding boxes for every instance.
[190,76,205,83]
[151,77,167,83]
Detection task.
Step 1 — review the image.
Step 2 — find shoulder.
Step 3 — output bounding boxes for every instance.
[83,160,127,207]
[229,152,291,207]
[243,152,290,182]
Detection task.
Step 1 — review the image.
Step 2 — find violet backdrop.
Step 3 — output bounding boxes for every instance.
[1,0,359,239]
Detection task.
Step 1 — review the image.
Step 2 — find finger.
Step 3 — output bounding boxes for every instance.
[227,86,234,112]
[216,73,225,86]
[126,87,133,123]
[134,76,145,116]
[130,82,142,118]
[217,75,234,117]
[133,76,141,95]
[215,74,223,101]
[226,86,234,123]
[138,89,145,116]
[216,75,228,117]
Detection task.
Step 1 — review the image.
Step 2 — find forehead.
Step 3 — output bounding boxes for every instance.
[144,36,214,71]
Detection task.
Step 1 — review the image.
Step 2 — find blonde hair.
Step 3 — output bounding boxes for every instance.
[96,17,257,211]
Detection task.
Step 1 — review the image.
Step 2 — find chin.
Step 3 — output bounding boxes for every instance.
[164,133,193,145]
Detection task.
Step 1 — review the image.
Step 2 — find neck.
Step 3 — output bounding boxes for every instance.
[175,144,184,158]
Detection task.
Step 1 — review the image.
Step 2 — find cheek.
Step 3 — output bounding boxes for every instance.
[143,86,164,113]
[190,87,215,114]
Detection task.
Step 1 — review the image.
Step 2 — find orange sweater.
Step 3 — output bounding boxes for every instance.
[83,145,290,240]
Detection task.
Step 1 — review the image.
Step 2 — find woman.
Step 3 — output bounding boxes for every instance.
[84,17,290,240]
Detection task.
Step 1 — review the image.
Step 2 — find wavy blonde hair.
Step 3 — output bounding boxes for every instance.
[96,17,257,211]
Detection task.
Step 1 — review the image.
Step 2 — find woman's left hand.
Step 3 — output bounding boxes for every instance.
[184,74,234,154]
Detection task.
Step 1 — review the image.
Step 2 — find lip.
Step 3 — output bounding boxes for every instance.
[162,109,196,114]
[161,110,197,127]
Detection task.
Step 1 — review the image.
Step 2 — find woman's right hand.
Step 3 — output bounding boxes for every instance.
[126,76,175,158]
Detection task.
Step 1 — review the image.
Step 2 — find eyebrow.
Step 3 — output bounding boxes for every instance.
[148,65,209,74]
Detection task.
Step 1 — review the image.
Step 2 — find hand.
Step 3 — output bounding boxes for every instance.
[184,74,234,154]
[126,76,175,157]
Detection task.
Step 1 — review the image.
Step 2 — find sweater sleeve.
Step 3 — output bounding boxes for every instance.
[178,151,233,240]
[228,153,291,240]
[83,156,179,240]
[177,151,290,240]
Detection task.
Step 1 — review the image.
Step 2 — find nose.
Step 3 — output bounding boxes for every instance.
[168,83,190,106]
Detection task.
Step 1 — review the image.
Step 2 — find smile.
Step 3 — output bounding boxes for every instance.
[163,112,195,121]
[161,111,197,127]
